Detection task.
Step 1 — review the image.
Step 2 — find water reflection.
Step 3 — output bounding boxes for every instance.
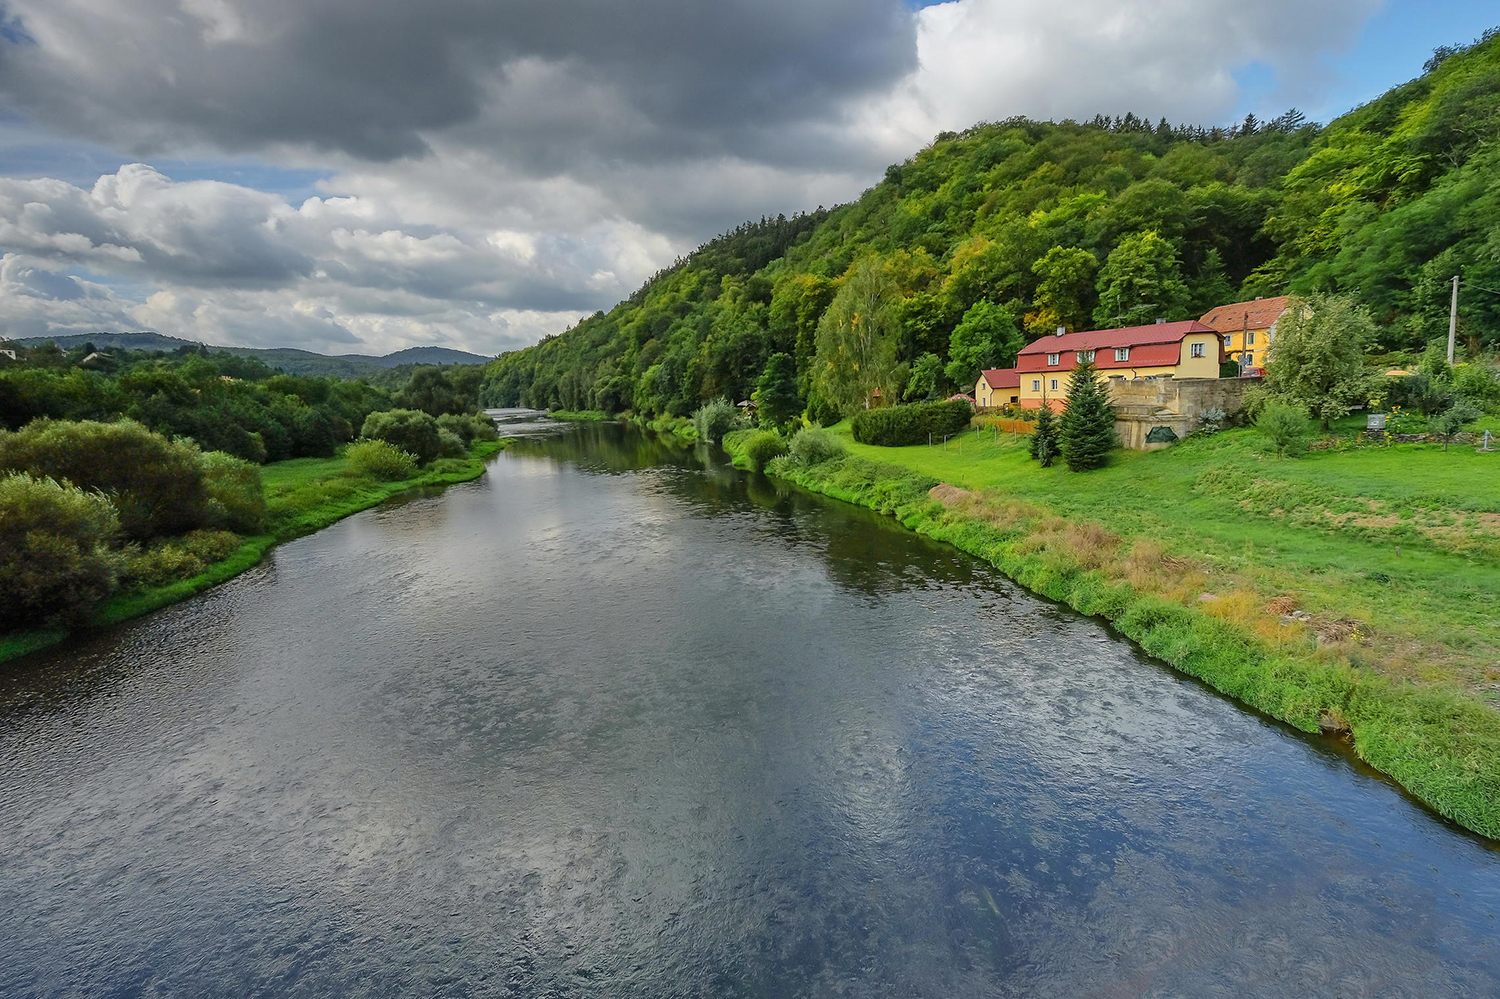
[1,418,1498,998]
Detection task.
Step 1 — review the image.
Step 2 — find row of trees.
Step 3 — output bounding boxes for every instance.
[0,342,489,463]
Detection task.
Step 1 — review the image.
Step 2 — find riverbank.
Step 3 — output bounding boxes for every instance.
[0,439,508,666]
[723,426,1500,840]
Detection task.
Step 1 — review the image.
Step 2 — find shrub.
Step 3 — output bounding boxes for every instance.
[1255,402,1310,455]
[0,472,119,627]
[0,418,209,540]
[201,451,266,534]
[851,399,973,446]
[345,438,418,481]
[1453,364,1500,407]
[1199,407,1228,433]
[787,426,846,467]
[437,412,499,445]
[741,430,788,472]
[437,428,467,458]
[1431,397,1483,449]
[117,529,243,589]
[360,409,442,465]
[692,397,741,445]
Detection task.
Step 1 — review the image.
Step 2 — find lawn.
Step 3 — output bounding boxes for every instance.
[830,423,1500,698]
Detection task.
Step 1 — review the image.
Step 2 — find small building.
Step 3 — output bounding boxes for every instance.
[1198,295,1289,374]
[974,368,1020,409]
[1015,321,1224,411]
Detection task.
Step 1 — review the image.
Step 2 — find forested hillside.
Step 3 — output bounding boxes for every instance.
[482,29,1500,418]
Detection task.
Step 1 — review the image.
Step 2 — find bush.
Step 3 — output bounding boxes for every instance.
[437,428,467,458]
[0,472,119,627]
[1453,364,1500,407]
[0,418,209,540]
[437,412,499,445]
[1431,397,1483,448]
[741,430,788,472]
[1255,402,1310,455]
[360,409,442,465]
[692,397,741,445]
[345,438,418,481]
[851,400,973,446]
[787,426,846,467]
[201,451,266,534]
[117,529,243,589]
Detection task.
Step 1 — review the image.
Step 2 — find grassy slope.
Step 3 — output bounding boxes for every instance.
[727,426,1500,839]
[0,439,508,665]
[837,425,1500,694]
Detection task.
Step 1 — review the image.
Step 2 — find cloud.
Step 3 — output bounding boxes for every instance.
[0,0,1385,353]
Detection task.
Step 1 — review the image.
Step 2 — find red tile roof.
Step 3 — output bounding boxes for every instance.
[1017,321,1222,373]
[980,367,1021,389]
[1199,296,1290,332]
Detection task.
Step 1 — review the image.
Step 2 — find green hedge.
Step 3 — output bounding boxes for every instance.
[851,400,974,446]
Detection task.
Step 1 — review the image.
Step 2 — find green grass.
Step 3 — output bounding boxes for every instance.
[2,439,508,666]
[752,440,1500,840]
[547,409,608,421]
[829,423,1500,694]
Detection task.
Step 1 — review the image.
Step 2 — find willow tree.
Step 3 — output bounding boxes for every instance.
[811,257,905,417]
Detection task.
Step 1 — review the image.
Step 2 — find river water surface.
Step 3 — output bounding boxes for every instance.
[2,417,1498,997]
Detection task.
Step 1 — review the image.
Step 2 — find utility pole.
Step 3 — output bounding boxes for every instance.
[1448,274,1459,365]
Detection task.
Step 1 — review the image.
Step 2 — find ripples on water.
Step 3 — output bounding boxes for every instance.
[2,420,1498,997]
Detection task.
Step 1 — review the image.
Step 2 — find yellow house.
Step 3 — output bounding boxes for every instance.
[1199,295,1289,373]
[974,368,1021,409]
[1016,321,1225,410]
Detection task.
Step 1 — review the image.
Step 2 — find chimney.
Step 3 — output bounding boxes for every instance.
[1055,326,1066,337]
[1155,317,1166,324]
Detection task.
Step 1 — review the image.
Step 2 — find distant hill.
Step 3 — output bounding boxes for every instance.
[12,331,492,377]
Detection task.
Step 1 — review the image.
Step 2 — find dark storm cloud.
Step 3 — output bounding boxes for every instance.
[0,0,917,163]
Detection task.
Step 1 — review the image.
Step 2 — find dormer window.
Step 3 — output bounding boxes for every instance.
[1115,347,1130,361]
[1046,353,1059,366]
[1190,341,1206,358]
[1078,350,1095,363]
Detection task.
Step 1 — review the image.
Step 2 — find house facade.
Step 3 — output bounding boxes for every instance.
[1198,295,1289,374]
[974,367,1021,409]
[1015,321,1224,411]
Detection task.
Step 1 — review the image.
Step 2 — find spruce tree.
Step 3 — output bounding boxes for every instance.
[1057,360,1116,471]
[1029,404,1059,467]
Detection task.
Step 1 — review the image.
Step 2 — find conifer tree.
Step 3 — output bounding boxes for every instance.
[1057,360,1116,471]
[1029,403,1059,467]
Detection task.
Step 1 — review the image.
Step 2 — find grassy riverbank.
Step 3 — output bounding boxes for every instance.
[0,439,508,666]
[726,425,1500,840]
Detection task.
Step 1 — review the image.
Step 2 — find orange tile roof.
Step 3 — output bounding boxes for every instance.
[1198,295,1290,333]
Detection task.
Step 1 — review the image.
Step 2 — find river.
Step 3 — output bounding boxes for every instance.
[2,416,1497,997]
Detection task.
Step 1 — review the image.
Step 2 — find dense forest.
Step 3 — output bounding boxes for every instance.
[480,29,1500,420]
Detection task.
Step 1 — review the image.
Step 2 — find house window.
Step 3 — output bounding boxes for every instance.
[1009,396,1018,404]
[1046,353,1059,366]
[1114,347,1130,361]
[1190,341,1206,358]
[1223,334,1233,349]
[1244,352,1254,366]
[1246,331,1256,346]
[1050,379,1059,391]
[1032,379,1041,391]
[1078,350,1095,363]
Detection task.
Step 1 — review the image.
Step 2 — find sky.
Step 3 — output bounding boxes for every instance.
[0,0,1494,358]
